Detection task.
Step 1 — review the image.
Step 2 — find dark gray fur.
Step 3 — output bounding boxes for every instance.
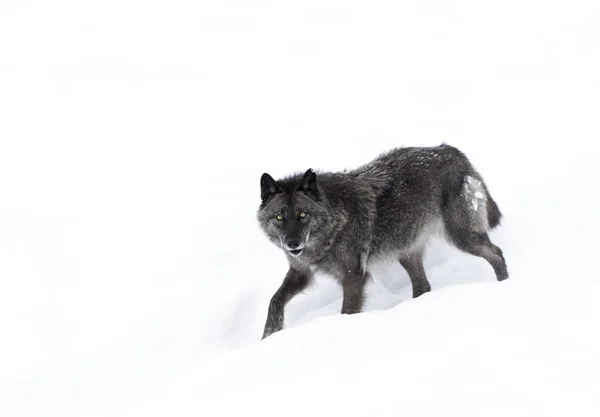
[257,143,508,339]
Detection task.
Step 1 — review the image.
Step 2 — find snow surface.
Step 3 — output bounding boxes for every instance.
[1,1,600,416]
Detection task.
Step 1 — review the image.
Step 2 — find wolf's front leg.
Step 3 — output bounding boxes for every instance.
[262,267,311,339]
[341,271,369,314]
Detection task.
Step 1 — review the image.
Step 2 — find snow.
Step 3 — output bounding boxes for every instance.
[171,279,600,417]
[1,1,600,416]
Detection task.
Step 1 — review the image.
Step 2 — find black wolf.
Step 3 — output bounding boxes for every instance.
[257,143,508,339]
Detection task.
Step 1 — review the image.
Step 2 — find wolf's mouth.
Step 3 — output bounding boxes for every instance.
[287,248,304,257]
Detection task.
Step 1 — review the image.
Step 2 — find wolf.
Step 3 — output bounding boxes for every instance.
[257,143,508,339]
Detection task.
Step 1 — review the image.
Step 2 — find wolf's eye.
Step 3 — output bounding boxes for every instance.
[300,212,306,217]
[276,214,283,220]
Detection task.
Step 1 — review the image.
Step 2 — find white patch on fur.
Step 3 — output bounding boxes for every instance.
[463,176,488,230]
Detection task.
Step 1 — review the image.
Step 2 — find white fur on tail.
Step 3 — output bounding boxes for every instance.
[463,176,489,231]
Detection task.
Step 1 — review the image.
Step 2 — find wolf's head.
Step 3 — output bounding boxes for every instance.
[257,168,332,258]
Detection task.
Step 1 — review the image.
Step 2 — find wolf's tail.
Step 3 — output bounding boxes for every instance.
[439,143,503,231]
[486,192,502,229]
[469,168,502,231]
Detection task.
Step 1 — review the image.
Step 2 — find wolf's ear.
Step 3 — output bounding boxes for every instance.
[298,168,318,196]
[260,173,281,202]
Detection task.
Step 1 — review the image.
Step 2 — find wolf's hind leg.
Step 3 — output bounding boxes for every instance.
[399,251,431,298]
[445,228,509,282]
[442,180,509,282]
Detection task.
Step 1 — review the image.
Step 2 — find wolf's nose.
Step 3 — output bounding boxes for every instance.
[287,240,301,249]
